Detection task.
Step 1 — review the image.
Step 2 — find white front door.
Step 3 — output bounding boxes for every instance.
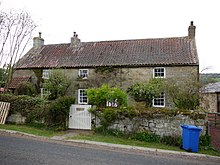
[69,104,91,130]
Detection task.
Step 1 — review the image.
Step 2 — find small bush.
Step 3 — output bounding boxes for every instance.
[131,131,160,143]
[44,96,75,130]
[160,135,182,146]
[91,106,137,129]
[95,126,125,137]
[15,82,38,96]
[26,102,49,124]
[87,84,128,108]
[199,135,211,147]
[43,69,71,100]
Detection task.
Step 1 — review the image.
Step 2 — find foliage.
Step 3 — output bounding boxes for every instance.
[91,102,206,130]
[199,135,211,147]
[0,67,7,87]
[0,10,36,87]
[163,78,200,110]
[127,78,164,107]
[95,126,125,138]
[87,67,125,88]
[131,131,160,143]
[25,102,49,124]
[90,106,137,128]
[0,124,65,137]
[43,96,75,130]
[0,94,44,116]
[160,135,182,146]
[15,82,38,96]
[0,94,74,130]
[87,84,128,108]
[43,69,71,100]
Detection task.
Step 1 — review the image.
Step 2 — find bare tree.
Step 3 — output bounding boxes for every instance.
[0,9,36,88]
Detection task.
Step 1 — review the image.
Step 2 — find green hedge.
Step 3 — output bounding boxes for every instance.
[44,96,75,130]
[0,94,45,117]
[0,94,75,130]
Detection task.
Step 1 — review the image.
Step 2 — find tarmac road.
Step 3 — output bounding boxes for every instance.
[0,132,219,165]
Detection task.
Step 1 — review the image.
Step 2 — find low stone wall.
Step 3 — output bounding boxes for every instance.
[6,113,26,124]
[108,114,206,137]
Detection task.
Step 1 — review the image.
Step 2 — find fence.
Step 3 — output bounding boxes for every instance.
[0,102,10,124]
[207,113,220,128]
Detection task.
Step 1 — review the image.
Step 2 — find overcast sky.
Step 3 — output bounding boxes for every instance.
[1,0,219,73]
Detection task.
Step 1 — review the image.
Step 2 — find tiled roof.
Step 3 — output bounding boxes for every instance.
[15,36,198,69]
[201,82,220,93]
[8,76,30,89]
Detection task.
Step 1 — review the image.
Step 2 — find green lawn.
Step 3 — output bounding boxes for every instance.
[0,124,65,137]
[69,133,183,151]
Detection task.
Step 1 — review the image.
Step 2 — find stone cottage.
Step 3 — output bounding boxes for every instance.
[11,21,199,108]
[201,82,220,113]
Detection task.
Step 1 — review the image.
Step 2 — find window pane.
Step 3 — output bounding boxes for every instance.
[42,70,51,79]
[79,69,88,78]
[78,89,88,104]
[153,93,165,107]
[154,68,165,78]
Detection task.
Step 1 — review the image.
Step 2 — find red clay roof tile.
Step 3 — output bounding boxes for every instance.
[15,37,198,69]
[8,76,30,89]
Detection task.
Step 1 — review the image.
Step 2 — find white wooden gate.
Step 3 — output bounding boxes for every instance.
[69,104,92,130]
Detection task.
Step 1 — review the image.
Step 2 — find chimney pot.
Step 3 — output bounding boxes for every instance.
[188,21,196,39]
[33,32,44,49]
[71,32,81,47]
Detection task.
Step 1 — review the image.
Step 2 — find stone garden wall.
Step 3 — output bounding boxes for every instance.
[108,114,206,137]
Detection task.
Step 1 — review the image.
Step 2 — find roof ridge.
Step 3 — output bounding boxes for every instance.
[43,36,189,46]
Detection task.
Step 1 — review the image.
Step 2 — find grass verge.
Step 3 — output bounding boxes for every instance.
[69,133,220,157]
[0,124,64,137]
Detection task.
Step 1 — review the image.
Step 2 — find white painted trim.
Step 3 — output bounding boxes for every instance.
[152,93,165,107]
[78,69,89,79]
[153,67,166,78]
[78,89,88,104]
[42,69,51,79]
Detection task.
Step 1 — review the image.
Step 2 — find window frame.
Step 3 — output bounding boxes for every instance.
[42,69,51,79]
[78,89,88,104]
[152,93,165,108]
[40,88,50,98]
[78,69,89,79]
[153,67,166,78]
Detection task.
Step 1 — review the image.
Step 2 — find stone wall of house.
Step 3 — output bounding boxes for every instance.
[107,114,206,137]
[119,66,199,90]
[14,65,198,88]
[13,70,35,78]
[13,65,198,107]
[201,93,218,113]
[12,69,38,86]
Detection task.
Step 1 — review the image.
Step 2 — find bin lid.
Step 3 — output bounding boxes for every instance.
[181,125,202,131]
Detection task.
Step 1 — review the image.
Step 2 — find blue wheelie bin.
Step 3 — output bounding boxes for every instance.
[181,125,202,153]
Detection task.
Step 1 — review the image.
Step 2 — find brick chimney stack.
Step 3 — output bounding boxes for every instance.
[33,32,44,49]
[188,21,196,39]
[71,32,81,47]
